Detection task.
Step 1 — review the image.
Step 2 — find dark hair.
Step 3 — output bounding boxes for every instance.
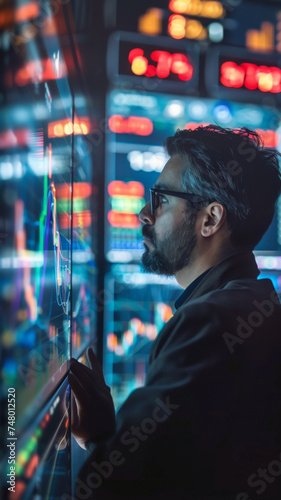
[164,125,281,250]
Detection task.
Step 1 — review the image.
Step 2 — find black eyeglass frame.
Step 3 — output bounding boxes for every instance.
[149,187,209,215]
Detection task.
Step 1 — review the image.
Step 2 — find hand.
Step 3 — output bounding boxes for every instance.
[68,347,116,450]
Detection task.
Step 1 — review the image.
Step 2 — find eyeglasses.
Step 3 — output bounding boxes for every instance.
[149,187,208,216]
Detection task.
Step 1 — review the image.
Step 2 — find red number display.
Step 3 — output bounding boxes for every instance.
[220,61,281,93]
[108,115,153,136]
[128,48,193,81]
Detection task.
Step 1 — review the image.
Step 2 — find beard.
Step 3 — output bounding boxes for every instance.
[141,211,197,276]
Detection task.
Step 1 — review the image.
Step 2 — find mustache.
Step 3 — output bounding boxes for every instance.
[142,225,155,242]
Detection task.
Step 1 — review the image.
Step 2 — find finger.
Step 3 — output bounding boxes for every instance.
[71,357,94,375]
[70,358,96,381]
[68,372,89,407]
[86,347,98,370]
[87,347,107,383]
[86,348,104,380]
[70,391,84,435]
[70,359,96,384]
[72,352,107,389]
[70,358,112,398]
[70,384,79,425]
[70,358,106,391]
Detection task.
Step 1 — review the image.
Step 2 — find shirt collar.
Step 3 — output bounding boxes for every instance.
[174,267,213,310]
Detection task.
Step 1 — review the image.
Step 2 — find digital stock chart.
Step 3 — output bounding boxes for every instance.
[0,9,97,495]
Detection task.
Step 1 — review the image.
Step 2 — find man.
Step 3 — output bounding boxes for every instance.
[69,125,281,499]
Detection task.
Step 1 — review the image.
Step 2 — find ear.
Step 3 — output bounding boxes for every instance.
[200,203,227,238]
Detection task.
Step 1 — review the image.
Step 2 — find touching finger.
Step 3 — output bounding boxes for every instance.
[68,372,89,407]
[70,358,106,391]
[87,347,107,383]
[70,383,79,425]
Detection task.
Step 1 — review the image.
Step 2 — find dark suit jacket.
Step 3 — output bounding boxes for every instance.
[76,251,281,500]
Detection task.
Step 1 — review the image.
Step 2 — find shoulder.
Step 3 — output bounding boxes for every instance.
[150,277,281,361]
[179,276,280,318]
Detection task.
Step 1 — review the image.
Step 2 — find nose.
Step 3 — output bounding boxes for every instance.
[138,201,155,225]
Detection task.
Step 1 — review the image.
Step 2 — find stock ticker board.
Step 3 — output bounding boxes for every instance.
[112,0,281,52]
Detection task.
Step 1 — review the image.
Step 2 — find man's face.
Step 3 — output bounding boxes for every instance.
[138,155,197,276]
